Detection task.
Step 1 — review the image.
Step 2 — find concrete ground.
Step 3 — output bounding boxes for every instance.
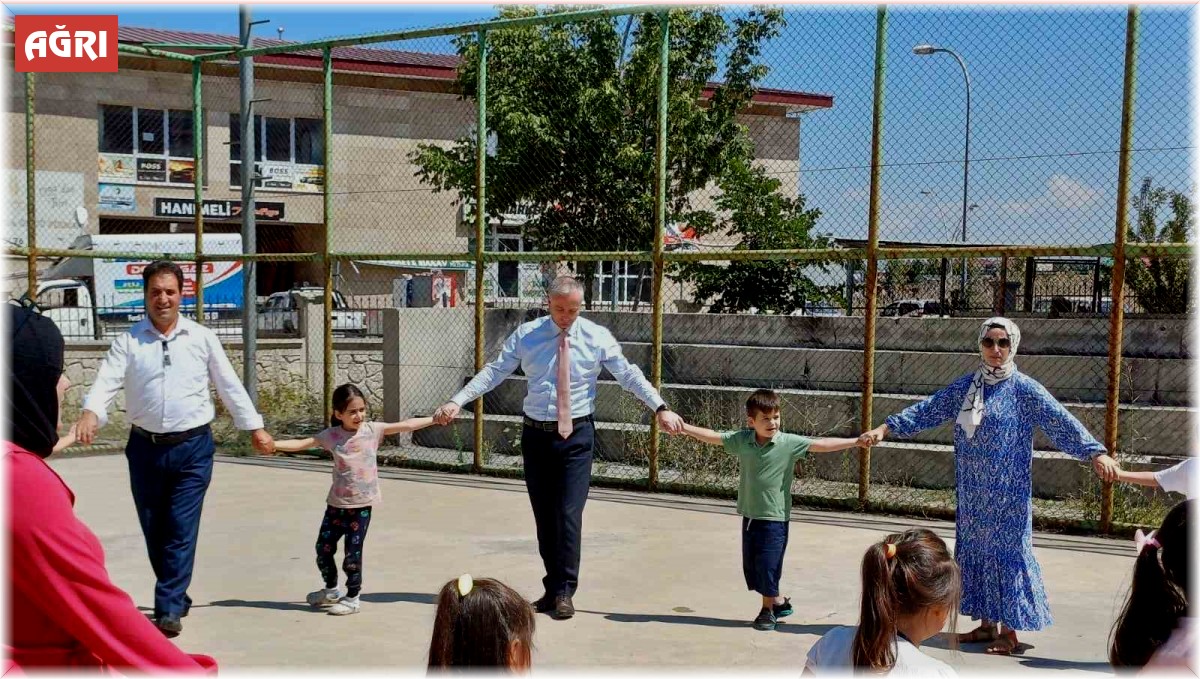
[52,453,1137,674]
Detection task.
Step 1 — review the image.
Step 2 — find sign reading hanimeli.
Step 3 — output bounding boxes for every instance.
[153,198,285,221]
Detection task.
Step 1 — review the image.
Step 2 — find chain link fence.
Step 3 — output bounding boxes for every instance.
[7,6,1192,533]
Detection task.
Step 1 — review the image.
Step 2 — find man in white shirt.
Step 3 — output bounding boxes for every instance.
[433,276,683,620]
[74,261,272,637]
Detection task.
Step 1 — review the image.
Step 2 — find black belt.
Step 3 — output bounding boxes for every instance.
[523,414,594,432]
[132,424,210,446]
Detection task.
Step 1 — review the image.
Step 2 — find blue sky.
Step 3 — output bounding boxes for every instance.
[6,4,1194,246]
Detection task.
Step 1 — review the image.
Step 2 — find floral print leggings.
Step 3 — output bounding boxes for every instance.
[315,505,372,598]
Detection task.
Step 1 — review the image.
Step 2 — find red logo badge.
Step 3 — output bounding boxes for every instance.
[14,15,118,73]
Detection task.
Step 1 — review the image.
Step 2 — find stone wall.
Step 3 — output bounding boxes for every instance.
[62,336,383,438]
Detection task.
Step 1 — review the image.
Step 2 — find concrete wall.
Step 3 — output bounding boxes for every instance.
[392,308,1192,499]
[381,307,475,422]
[62,334,383,436]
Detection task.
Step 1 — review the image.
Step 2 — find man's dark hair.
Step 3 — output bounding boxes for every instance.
[745,389,781,418]
[142,260,184,292]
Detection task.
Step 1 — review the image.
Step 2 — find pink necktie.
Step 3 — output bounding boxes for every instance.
[557,330,572,439]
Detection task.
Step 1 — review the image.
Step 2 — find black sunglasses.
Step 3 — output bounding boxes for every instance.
[980,337,1011,349]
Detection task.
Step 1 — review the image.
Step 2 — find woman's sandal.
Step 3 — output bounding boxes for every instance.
[985,633,1020,655]
[957,627,999,644]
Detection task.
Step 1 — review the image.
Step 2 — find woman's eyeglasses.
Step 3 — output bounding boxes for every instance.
[980,337,1011,349]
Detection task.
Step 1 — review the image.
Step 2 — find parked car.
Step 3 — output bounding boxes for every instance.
[1033,296,1112,315]
[788,304,846,317]
[259,287,367,336]
[881,299,945,318]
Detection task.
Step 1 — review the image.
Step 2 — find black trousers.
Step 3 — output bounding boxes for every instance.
[521,420,594,598]
[315,505,373,598]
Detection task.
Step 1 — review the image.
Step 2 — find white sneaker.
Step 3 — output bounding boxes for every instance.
[306,587,341,608]
[327,595,360,616]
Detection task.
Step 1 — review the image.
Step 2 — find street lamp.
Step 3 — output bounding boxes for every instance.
[913,43,972,310]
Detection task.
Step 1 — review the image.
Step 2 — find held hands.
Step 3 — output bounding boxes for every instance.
[433,402,461,426]
[857,425,888,448]
[251,429,275,455]
[656,409,684,435]
[1091,453,1119,483]
[74,411,100,445]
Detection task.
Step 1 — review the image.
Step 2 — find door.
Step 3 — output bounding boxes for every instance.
[496,234,521,299]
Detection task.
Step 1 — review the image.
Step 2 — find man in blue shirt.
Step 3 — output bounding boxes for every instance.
[433,276,682,619]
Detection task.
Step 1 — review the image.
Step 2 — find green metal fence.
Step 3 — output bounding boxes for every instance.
[9,5,1193,534]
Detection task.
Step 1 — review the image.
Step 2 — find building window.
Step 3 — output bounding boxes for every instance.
[98,105,198,186]
[597,261,651,305]
[230,114,324,192]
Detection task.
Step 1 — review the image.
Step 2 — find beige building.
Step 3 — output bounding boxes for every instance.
[6,25,832,308]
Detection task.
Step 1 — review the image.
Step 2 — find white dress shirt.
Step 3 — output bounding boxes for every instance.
[451,315,665,421]
[82,316,264,433]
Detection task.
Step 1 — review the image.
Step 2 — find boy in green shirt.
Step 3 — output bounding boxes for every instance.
[675,389,866,631]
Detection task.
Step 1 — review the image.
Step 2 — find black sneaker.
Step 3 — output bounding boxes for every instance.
[531,595,555,613]
[752,607,777,631]
[155,616,183,638]
[772,597,793,618]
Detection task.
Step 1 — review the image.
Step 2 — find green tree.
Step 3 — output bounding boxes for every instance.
[880,258,940,301]
[671,158,834,314]
[1127,184,1192,314]
[410,6,824,309]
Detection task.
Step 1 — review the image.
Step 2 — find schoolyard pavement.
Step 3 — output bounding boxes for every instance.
[52,453,1137,674]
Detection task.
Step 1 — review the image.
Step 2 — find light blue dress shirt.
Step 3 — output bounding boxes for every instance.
[450,315,665,421]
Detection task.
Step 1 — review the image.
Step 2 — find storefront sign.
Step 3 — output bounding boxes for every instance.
[136,157,166,183]
[153,198,285,221]
[98,152,135,183]
[98,182,135,212]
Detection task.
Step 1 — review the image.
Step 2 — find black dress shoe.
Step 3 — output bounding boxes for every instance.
[531,595,555,613]
[552,594,575,620]
[155,616,183,638]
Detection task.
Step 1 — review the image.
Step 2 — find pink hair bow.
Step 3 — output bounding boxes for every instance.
[1134,528,1160,555]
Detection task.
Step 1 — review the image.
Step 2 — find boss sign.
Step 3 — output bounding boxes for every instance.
[15,15,118,73]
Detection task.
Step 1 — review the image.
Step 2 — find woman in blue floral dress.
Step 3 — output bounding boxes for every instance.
[860,317,1119,654]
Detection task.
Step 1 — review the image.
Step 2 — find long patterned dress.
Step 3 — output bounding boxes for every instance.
[884,370,1105,631]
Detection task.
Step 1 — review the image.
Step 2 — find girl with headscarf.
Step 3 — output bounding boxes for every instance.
[4,302,217,673]
[860,317,1119,655]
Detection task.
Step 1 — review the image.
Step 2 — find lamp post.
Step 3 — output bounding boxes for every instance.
[913,43,971,310]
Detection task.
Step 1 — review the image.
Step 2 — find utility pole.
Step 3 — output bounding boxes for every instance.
[240,6,259,403]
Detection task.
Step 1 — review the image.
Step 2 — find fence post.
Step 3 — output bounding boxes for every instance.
[323,47,336,423]
[192,61,205,324]
[25,72,36,296]
[857,6,888,507]
[1102,6,1140,534]
[648,11,670,492]
[473,29,489,473]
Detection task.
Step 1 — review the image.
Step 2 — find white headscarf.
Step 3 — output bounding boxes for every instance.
[957,317,1021,440]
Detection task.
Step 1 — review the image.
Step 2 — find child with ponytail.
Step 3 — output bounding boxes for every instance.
[269,383,436,616]
[428,574,536,671]
[804,528,960,677]
[1109,500,1192,670]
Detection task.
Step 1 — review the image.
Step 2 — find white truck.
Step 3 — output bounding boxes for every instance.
[30,233,244,339]
[259,286,367,336]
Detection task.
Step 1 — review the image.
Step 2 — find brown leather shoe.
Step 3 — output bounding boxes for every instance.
[552,594,575,620]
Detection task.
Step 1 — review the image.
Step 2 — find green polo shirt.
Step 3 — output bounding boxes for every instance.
[721,429,812,521]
